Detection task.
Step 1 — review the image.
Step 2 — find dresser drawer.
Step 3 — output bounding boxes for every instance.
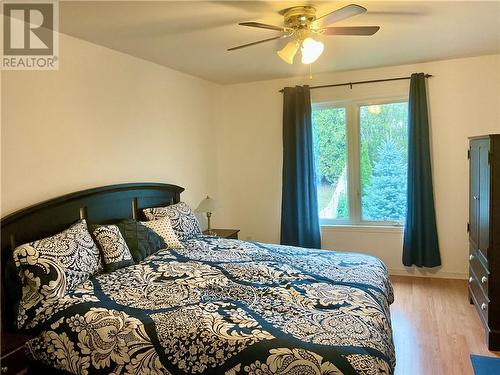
[469,268,489,327]
[1,345,28,375]
[470,250,489,296]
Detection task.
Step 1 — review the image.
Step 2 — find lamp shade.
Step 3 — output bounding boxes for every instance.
[195,196,219,213]
[277,40,299,64]
[301,37,324,64]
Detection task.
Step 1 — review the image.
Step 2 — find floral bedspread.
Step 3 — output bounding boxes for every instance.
[24,236,395,375]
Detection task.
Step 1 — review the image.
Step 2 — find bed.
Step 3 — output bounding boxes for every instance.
[1,183,395,375]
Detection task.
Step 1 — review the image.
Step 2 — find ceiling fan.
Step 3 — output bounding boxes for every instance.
[228,4,380,65]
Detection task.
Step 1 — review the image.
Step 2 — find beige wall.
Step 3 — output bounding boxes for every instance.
[1,33,219,216]
[2,31,499,280]
[214,54,500,279]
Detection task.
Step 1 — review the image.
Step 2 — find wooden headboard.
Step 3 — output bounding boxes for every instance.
[0,182,184,332]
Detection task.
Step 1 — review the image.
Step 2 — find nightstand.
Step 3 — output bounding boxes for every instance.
[203,229,240,239]
[1,332,29,375]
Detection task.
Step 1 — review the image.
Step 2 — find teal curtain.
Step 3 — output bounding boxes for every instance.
[403,73,441,267]
[280,85,321,249]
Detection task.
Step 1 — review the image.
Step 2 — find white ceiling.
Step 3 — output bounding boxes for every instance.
[59,1,500,84]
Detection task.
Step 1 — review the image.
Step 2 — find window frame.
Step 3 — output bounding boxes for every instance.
[313,96,409,227]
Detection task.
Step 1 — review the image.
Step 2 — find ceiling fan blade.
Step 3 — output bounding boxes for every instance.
[317,4,367,26]
[239,22,286,32]
[323,26,380,36]
[227,35,287,51]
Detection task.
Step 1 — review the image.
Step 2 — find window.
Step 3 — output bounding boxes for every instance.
[312,100,408,226]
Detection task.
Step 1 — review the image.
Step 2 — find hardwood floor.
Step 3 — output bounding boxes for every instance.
[391,276,499,375]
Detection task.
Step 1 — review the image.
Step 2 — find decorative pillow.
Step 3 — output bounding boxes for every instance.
[142,202,201,241]
[141,217,184,249]
[92,225,134,272]
[13,220,101,328]
[114,219,166,263]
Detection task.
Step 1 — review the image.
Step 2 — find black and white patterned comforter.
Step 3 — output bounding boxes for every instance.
[23,236,395,375]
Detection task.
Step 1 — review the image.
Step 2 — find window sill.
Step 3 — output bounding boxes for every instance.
[320,224,404,234]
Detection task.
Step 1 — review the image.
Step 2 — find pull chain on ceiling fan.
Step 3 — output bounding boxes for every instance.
[228,4,380,65]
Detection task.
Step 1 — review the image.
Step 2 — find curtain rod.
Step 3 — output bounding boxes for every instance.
[278,73,433,93]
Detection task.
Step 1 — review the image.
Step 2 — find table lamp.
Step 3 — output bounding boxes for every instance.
[195,196,218,236]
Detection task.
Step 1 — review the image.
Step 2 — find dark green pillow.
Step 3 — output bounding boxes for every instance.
[117,219,167,262]
[90,220,166,263]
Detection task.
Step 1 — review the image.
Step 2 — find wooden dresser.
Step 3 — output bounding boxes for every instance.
[468,134,500,350]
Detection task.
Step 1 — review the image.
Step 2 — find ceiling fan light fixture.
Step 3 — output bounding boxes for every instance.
[277,40,299,64]
[229,4,379,66]
[301,37,324,64]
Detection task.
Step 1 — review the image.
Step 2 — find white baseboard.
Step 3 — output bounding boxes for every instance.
[388,268,468,280]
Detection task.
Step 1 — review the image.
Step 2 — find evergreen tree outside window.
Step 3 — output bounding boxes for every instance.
[312,100,408,226]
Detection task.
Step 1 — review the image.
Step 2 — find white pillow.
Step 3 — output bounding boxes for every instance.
[142,202,201,241]
[141,217,184,249]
